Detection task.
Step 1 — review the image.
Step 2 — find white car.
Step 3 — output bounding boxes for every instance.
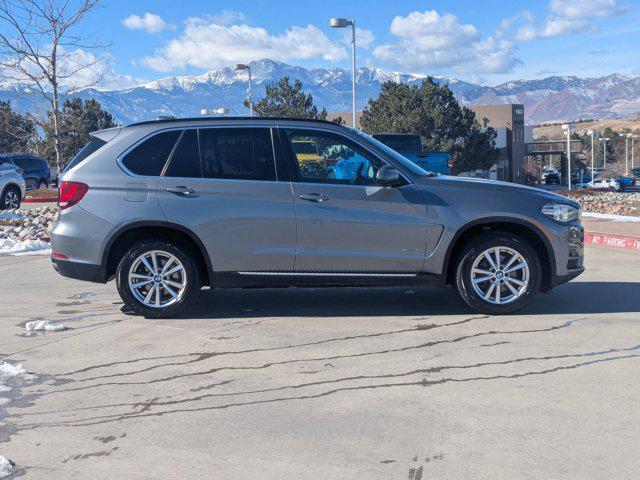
[588,178,621,191]
[0,158,27,210]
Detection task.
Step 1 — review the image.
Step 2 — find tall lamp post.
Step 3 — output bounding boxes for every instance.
[586,130,597,181]
[330,18,357,128]
[624,133,630,175]
[601,137,610,167]
[562,123,575,190]
[632,134,637,171]
[234,63,253,117]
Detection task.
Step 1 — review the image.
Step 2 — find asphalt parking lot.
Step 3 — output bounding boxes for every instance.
[1,245,640,479]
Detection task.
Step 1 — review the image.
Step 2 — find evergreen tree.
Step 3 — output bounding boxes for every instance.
[0,101,37,153]
[247,77,328,119]
[360,78,500,173]
[39,98,116,166]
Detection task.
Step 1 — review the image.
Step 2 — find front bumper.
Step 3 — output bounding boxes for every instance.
[52,257,106,283]
[551,266,585,288]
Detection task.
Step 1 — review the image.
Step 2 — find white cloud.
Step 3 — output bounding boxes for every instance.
[372,10,520,74]
[209,9,247,25]
[140,18,348,72]
[515,0,629,40]
[122,13,168,34]
[338,27,375,49]
[548,0,628,19]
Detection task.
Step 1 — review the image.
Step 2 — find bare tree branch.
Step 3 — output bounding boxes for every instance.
[0,0,108,173]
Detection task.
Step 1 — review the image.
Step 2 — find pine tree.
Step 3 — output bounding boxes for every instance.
[247,77,328,119]
[39,98,116,165]
[0,101,37,153]
[360,78,500,173]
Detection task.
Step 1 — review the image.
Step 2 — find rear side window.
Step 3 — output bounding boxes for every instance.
[164,130,202,178]
[199,128,276,181]
[12,158,28,169]
[65,137,107,172]
[122,130,181,176]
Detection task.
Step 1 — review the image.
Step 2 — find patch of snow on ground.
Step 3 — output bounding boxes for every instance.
[583,212,640,223]
[0,455,15,479]
[25,320,67,332]
[0,238,51,255]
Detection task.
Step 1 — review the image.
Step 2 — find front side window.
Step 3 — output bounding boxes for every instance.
[199,128,276,181]
[122,130,181,176]
[286,130,385,185]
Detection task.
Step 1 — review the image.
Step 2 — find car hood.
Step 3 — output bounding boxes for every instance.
[415,174,580,208]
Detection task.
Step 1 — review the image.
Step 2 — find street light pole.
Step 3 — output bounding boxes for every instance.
[562,124,574,190]
[234,63,253,117]
[624,133,630,175]
[330,18,357,129]
[632,134,637,171]
[601,138,610,167]
[587,130,596,181]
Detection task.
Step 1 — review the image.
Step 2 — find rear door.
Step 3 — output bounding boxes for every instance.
[282,128,427,273]
[156,127,296,272]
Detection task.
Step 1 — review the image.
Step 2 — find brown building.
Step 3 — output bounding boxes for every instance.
[468,104,525,183]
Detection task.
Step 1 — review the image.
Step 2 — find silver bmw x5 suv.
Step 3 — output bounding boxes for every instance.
[51,117,584,317]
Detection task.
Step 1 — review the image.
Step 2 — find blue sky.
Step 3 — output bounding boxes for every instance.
[81,0,639,87]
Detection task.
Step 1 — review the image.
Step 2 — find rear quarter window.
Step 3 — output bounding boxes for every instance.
[122,130,181,176]
[65,138,108,172]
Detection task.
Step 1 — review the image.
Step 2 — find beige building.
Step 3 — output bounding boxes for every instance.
[468,104,526,183]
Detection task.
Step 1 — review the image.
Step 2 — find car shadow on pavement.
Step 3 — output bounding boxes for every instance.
[173,281,640,319]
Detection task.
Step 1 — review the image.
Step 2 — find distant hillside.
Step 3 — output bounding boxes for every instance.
[2,59,640,125]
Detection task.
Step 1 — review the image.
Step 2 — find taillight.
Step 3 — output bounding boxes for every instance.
[58,181,89,210]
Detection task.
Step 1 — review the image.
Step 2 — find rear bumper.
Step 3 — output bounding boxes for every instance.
[52,257,106,283]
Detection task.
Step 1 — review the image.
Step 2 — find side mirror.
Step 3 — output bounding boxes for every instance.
[376,165,402,187]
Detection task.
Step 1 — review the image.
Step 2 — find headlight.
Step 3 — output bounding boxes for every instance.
[541,203,580,223]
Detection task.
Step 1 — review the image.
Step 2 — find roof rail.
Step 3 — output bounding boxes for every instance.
[127,116,343,128]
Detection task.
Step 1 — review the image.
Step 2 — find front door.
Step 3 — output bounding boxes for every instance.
[157,127,296,272]
[283,129,427,273]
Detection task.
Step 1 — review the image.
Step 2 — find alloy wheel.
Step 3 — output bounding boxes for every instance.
[470,246,530,305]
[128,250,187,308]
[5,190,19,210]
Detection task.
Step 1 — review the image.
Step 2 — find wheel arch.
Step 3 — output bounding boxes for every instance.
[102,221,213,286]
[444,217,556,293]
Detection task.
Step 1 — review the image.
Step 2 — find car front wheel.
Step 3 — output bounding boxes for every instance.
[116,241,201,318]
[455,232,541,315]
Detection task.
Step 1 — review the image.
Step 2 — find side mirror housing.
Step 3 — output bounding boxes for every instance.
[376,165,402,187]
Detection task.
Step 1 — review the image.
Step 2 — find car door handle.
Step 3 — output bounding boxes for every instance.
[166,186,197,196]
[299,193,329,202]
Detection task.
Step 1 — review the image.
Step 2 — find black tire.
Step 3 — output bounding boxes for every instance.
[38,180,49,190]
[116,240,201,318]
[1,185,21,210]
[455,232,542,315]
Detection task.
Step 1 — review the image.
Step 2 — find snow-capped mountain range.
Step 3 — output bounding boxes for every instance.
[2,59,639,125]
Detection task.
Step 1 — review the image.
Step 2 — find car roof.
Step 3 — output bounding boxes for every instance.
[126,116,342,128]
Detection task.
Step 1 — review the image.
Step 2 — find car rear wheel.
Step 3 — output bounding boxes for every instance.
[116,241,201,318]
[455,232,541,315]
[1,186,21,210]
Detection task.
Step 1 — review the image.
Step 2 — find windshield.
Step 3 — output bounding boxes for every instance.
[372,135,422,153]
[347,128,431,176]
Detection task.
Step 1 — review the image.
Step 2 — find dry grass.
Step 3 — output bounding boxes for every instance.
[25,188,58,199]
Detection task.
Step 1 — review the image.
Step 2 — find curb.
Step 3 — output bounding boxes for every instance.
[585,231,640,251]
[23,197,58,203]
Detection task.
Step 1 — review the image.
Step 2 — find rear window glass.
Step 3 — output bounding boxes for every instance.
[164,130,202,178]
[65,138,107,172]
[199,128,276,181]
[122,130,180,176]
